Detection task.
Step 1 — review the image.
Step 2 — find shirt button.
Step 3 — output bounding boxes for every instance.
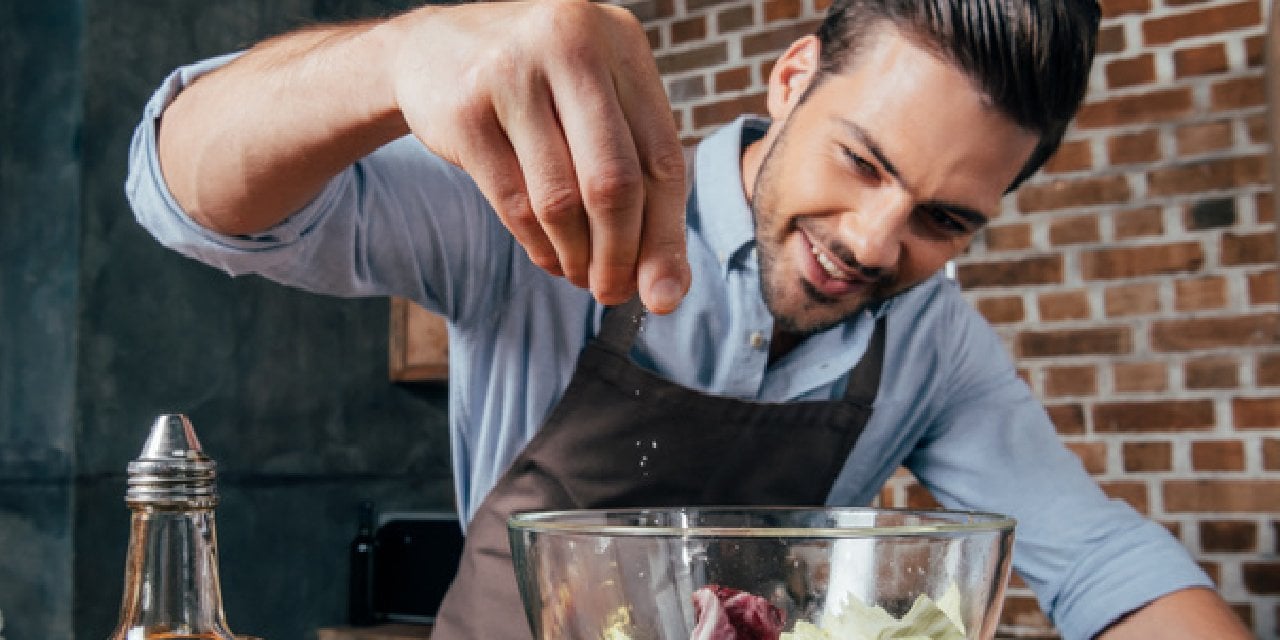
[749,332,766,349]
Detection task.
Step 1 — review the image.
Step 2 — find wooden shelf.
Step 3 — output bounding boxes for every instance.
[389,297,449,382]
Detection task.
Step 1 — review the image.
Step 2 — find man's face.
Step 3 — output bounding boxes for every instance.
[745,27,1040,335]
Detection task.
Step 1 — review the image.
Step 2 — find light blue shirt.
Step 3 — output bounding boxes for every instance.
[127,54,1212,640]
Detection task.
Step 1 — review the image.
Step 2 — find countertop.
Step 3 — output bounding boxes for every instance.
[316,624,432,639]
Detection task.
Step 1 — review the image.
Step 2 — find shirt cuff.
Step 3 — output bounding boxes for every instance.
[125,51,341,276]
[1050,515,1215,640]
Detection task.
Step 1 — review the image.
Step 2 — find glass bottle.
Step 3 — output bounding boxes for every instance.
[108,414,236,640]
[347,501,376,626]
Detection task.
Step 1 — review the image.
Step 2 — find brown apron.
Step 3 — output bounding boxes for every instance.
[431,296,888,638]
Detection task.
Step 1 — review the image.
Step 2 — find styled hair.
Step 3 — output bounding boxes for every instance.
[813,0,1101,190]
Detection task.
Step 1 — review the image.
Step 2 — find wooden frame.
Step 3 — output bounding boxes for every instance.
[388,297,449,382]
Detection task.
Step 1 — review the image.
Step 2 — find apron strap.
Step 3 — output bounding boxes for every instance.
[843,315,887,405]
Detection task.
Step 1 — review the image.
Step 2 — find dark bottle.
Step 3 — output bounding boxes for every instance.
[348,501,377,626]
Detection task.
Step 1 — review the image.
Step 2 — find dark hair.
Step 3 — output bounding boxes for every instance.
[813,0,1101,190]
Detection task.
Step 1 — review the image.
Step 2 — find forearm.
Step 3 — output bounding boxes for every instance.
[157,17,413,235]
[1095,587,1251,639]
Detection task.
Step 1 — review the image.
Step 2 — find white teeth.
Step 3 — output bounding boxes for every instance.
[812,246,844,279]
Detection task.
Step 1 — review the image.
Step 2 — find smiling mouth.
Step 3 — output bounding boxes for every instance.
[812,245,849,280]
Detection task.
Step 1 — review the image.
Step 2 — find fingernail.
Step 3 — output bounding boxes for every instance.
[648,277,684,313]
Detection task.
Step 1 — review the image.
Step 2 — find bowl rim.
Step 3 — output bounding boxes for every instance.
[508,506,1015,537]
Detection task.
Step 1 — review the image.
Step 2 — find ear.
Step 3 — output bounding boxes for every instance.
[767,35,821,120]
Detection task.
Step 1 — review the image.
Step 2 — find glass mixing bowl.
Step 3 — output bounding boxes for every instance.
[509,507,1015,639]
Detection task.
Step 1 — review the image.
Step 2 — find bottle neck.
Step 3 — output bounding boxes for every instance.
[111,505,235,640]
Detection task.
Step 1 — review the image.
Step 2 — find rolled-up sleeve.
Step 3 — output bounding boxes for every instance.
[124,54,513,324]
[907,300,1213,640]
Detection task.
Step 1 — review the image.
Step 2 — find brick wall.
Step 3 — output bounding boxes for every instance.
[621,0,1279,636]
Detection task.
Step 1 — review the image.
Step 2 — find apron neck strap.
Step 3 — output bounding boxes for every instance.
[843,315,887,404]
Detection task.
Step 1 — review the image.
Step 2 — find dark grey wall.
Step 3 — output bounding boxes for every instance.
[0,1,84,638]
[2,1,454,639]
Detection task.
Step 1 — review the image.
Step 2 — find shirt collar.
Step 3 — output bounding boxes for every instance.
[692,115,769,271]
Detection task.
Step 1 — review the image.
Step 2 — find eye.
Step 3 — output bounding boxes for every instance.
[842,147,879,179]
[920,205,974,236]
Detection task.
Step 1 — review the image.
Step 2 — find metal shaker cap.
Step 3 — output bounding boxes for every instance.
[126,414,218,508]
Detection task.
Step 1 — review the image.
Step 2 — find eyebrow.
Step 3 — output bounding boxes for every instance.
[839,118,992,227]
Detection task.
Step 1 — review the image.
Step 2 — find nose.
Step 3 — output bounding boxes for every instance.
[840,185,912,272]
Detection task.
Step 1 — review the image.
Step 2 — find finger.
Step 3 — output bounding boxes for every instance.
[612,41,691,314]
[546,43,646,305]
[496,70,592,289]
[451,108,564,277]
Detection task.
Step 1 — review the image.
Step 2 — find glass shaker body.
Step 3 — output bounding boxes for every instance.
[108,414,238,640]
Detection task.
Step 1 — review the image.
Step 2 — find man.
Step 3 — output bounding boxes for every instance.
[126,0,1252,637]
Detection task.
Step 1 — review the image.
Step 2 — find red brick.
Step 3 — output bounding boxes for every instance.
[763,0,802,22]
[1234,397,1280,428]
[1175,276,1228,311]
[1264,438,1280,469]
[692,92,766,129]
[1100,0,1151,17]
[1047,403,1086,435]
[1164,479,1280,512]
[670,15,707,45]
[1114,206,1164,239]
[1247,112,1270,146]
[1096,24,1126,55]
[1114,361,1169,392]
[1018,327,1131,358]
[714,66,752,93]
[1152,314,1280,351]
[686,0,738,10]
[905,483,941,509]
[717,5,756,33]
[1212,75,1267,110]
[1245,33,1266,67]
[740,19,821,56]
[1039,290,1092,321]
[1083,242,1203,280]
[1042,139,1093,174]
[1094,399,1215,433]
[646,27,662,50]
[957,256,1063,288]
[656,42,728,75]
[1050,214,1101,245]
[1104,282,1161,316]
[1101,481,1149,513]
[1222,232,1278,266]
[1065,441,1108,475]
[1185,356,1239,389]
[1016,175,1132,212]
[1106,53,1157,89]
[1248,270,1278,305]
[1256,191,1274,223]
[1191,440,1246,471]
[1045,365,1098,397]
[1259,353,1280,386]
[1243,562,1280,594]
[976,295,1025,324]
[1107,129,1162,165]
[1000,594,1053,629]
[1142,2,1263,46]
[1176,120,1234,156]
[1174,42,1230,78]
[1123,440,1173,472]
[1076,88,1194,128]
[983,223,1032,251]
[1147,156,1269,197]
[1200,520,1259,552]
